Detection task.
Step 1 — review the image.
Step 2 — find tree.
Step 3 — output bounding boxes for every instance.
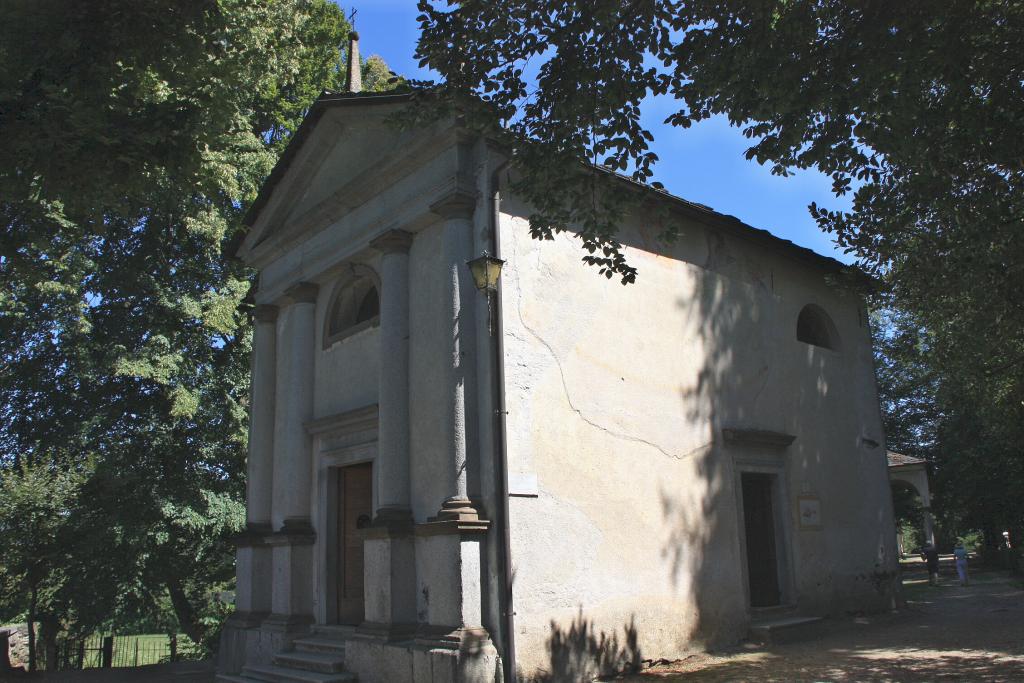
[414,1,1023,547]
[1,0,394,646]
[0,463,82,671]
[873,302,1024,554]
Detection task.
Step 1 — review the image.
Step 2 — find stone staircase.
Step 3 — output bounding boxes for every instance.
[218,626,356,683]
[747,605,824,645]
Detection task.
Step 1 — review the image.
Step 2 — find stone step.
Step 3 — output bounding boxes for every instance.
[243,664,355,683]
[293,634,348,655]
[311,624,357,638]
[748,615,825,645]
[274,650,347,673]
[216,675,252,683]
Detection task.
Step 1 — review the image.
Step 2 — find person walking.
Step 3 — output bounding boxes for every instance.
[921,543,940,585]
[953,540,970,586]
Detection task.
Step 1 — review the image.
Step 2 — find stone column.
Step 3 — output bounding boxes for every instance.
[370,229,414,520]
[406,193,497,681]
[359,230,417,640]
[923,508,936,548]
[265,282,318,631]
[430,192,481,522]
[234,305,277,626]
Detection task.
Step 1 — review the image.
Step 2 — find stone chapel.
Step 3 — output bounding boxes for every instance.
[217,78,900,683]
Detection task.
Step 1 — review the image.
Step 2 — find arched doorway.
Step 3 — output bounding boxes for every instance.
[887,452,935,554]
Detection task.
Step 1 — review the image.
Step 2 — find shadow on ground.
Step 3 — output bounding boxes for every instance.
[610,569,1024,682]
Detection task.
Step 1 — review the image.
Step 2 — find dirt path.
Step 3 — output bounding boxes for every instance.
[617,567,1024,682]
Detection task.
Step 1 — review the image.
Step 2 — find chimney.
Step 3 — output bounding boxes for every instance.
[345,31,362,93]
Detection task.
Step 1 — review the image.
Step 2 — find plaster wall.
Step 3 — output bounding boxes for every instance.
[498,198,898,679]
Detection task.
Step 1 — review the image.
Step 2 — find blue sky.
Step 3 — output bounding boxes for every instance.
[348,2,853,264]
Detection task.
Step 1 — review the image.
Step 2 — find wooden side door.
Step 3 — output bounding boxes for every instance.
[741,472,782,607]
[337,462,373,624]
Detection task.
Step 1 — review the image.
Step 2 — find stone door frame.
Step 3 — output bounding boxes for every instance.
[732,454,796,611]
[308,404,379,626]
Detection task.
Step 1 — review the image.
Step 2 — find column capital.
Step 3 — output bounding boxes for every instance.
[430,190,476,220]
[253,304,279,323]
[282,281,319,304]
[370,229,414,253]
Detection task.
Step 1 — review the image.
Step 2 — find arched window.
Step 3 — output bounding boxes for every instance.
[324,275,380,347]
[796,304,840,350]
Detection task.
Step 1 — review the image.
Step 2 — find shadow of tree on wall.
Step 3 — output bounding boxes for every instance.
[500,183,896,678]
[655,225,782,648]
[521,611,641,682]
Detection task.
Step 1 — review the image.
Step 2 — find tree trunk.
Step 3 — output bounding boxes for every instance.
[166,578,204,646]
[27,583,36,672]
[40,617,59,671]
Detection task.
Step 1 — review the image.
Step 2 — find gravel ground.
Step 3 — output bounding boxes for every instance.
[6,566,1021,682]
[0,661,214,683]
[614,566,1024,682]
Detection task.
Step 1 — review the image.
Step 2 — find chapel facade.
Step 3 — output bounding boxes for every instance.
[216,89,900,683]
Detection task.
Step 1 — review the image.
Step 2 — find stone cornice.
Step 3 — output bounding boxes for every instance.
[722,427,796,449]
[282,281,319,304]
[369,229,414,253]
[306,403,379,437]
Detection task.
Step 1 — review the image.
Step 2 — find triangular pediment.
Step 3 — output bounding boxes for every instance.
[237,93,458,264]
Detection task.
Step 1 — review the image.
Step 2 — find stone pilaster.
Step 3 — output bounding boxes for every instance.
[266,282,318,629]
[412,524,498,681]
[249,305,279,526]
[235,304,278,624]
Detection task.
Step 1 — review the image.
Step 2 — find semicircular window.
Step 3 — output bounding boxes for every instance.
[796,304,840,351]
[324,277,380,347]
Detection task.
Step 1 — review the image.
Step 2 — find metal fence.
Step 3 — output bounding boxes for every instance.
[51,633,196,670]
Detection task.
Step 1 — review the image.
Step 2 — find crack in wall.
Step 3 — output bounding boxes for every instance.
[507,228,704,462]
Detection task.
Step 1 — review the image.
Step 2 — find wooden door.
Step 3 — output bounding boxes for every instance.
[741,472,781,607]
[337,462,373,624]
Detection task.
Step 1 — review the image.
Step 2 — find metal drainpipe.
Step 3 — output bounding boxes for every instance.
[489,160,516,682]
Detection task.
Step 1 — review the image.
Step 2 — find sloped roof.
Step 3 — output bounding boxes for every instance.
[887,451,927,467]
[241,90,861,279]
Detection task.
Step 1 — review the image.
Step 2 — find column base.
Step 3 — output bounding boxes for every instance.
[226,610,269,629]
[261,613,314,633]
[414,625,492,652]
[366,506,414,538]
[431,497,482,522]
[270,517,316,545]
[234,522,273,547]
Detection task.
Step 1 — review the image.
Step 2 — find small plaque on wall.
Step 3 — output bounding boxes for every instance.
[797,495,822,530]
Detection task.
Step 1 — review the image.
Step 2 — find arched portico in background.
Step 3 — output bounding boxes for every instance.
[888,451,935,549]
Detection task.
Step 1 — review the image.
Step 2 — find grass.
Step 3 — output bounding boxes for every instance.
[81,633,199,668]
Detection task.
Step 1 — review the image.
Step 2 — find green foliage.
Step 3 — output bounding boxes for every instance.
[416,1,1023,554]
[873,303,1024,553]
[0,463,84,623]
[1,0,395,647]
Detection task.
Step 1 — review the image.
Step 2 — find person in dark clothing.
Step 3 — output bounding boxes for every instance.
[921,543,940,585]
